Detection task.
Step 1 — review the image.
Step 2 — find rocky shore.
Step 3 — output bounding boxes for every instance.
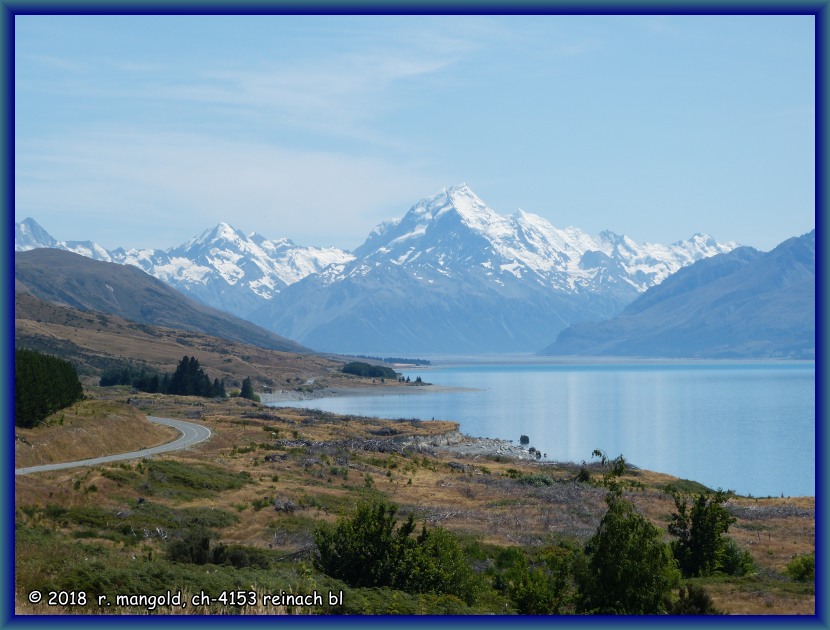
[396,430,537,461]
[260,384,539,461]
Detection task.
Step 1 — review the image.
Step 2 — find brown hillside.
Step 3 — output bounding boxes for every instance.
[15,248,308,353]
[15,290,358,392]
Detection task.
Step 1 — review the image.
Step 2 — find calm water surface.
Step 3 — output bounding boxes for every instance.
[271,360,815,498]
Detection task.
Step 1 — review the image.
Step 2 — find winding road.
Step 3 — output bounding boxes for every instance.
[14,416,212,476]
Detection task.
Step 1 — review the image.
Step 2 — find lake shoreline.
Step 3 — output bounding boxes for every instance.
[259,382,477,403]
[260,361,814,499]
[261,384,544,461]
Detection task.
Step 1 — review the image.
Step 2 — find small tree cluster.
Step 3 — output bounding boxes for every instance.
[668,491,753,577]
[341,361,399,380]
[99,356,226,398]
[100,364,163,392]
[15,349,83,428]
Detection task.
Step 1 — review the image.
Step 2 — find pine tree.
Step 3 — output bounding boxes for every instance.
[15,349,83,428]
[240,377,256,401]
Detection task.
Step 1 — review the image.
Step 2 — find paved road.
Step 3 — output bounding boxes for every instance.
[14,416,212,476]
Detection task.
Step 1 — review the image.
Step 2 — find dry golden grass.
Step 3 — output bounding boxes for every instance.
[14,399,178,468]
[704,581,815,615]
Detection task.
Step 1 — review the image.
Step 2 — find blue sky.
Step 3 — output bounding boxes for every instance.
[14,14,815,252]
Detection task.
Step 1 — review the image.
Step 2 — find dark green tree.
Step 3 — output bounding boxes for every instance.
[167,356,213,397]
[15,349,83,428]
[576,491,680,614]
[239,377,258,401]
[211,378,227,398]
[314,499,414,588]
[668,491,745,577]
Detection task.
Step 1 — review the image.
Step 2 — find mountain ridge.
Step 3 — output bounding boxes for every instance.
[14,248,310,354]
[539,230,815,359]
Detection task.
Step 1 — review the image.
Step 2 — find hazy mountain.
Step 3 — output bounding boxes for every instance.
[14,248,309,354]
[256,184,738,354]
[539,231,815,358]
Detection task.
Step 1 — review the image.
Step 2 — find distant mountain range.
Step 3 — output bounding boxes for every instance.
[539,230,815,359]
[257,185,738,353]
[16,184,739,354]
[15,248,309,354]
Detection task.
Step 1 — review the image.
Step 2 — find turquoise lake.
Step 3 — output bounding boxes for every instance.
[270,359,815,498]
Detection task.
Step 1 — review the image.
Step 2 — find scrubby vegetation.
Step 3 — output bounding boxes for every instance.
[314,498,482,604]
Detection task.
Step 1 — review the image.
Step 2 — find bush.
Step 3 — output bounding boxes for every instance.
[719,537,755,577]
[166,527,212,564]
[670,584,722,615]
[669,491,738,577]
[494,545,577,614]
[314,499,480,604]
[576,491,680,614]
[785,554,815,582]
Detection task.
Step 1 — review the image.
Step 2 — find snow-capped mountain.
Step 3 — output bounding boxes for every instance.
[15,184,738,354]
[256,184,738,353]
[111,223,353,317]
[348,184,732,295]
[14,218,353,321]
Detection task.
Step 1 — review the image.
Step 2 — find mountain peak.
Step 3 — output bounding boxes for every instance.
[15,217,57,251]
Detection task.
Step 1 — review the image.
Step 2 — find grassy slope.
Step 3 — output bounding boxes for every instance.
[14,399,179,469]
[14,387,815,616]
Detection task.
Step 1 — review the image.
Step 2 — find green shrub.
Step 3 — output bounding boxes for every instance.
[314,498,480,604]
[670,584,722,615]
[668,490,738,577]
[494,545,576,615]
[719,537,755,577]
[576,491,680,614]
[785,553,815,582]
